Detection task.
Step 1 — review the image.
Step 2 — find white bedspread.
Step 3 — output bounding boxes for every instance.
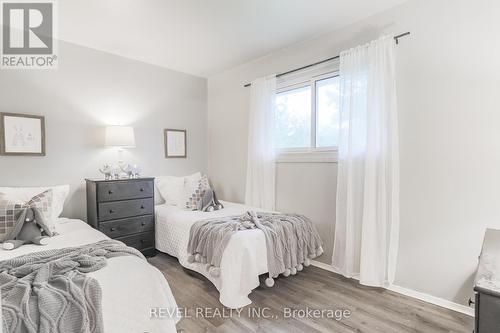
[155,201,268,309]
[0,218,179,333]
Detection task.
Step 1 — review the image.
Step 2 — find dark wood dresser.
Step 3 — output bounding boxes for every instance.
[473,228,500,332]
[86,178,156,257]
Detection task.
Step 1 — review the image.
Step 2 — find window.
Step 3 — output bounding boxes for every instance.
[274,70,340,151]
[316,76,340,147]
[275,86,311,149]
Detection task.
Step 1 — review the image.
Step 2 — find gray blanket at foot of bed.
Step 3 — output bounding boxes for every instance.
[187,211,323,282]
[0,239,145,333]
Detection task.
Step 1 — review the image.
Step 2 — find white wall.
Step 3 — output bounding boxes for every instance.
[208,0,500,306]
[276,162,337,264]
[0,41,207,220]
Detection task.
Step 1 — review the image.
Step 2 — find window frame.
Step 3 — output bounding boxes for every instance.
[275,70,340,162]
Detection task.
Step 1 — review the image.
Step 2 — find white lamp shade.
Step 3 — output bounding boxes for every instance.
[105,126,136,148]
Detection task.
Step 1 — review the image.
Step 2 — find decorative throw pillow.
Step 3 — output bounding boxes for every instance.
[0,190,55,241]
[185,175,211,210]
[0,193,27,242]
[183,172,202,203]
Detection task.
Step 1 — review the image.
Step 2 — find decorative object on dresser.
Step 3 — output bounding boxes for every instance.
[0,112,45,156]
[99,164,115,180]
[99,163,141,180]
[473,228,500,332]
[164,129,187,158]
[86,178,156,256]
[120,163,142,178]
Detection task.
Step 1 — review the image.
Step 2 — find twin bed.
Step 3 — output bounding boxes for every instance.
[0,200,265,332]
[0,218,179,333]
[155,200,323,309]
[155,201,269,309]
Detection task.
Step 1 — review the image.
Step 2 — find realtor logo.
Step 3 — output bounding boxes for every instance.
[1,0,57,69]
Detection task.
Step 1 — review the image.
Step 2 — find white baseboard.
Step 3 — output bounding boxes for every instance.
[310,259,339,273]
[310,260,474,317]
[387,284,474,317]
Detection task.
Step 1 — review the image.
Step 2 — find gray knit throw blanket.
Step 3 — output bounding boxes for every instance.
[0,240,145,333]
[187,212,323,282]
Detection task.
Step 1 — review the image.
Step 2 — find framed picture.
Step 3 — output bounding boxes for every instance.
[164,129,186,158]
[0,113,45,156]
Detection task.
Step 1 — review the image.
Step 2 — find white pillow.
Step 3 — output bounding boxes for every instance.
[155,176,186,206]
[155,172,201,207]
[0,185,70,222]
[153,183,165,205]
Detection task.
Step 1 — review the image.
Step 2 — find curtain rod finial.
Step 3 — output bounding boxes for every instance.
[394,31,410,45]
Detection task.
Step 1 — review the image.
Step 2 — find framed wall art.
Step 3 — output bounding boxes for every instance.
[164,129,186,158]
[0,113,46,156]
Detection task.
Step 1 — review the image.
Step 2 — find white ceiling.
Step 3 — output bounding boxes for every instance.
[59,0,408,77]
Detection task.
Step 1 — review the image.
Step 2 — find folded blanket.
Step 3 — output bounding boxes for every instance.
[187,211,323,285]
[0,239,145,333]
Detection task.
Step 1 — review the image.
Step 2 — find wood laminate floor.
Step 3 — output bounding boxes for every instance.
[149,253,474,333]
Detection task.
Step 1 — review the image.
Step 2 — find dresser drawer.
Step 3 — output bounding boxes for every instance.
[99,215,154,238]
[97,180,153,202]
[116,231,155,251]
[98,198,153,221]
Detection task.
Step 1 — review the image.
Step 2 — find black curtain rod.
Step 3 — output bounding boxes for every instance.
[243,32,410,87]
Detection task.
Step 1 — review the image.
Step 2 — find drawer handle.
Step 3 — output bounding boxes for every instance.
[110,227,117,231]
[108,190,113,194]
[468,297,475,307]
[140,205,145,209]
[140,188,144,192]
[141,222,146,226]
[141,239,146,243]
[109,209,115,214]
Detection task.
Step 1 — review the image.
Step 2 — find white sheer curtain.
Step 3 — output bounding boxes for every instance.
[332,35,400,287]
[245,75,277,211]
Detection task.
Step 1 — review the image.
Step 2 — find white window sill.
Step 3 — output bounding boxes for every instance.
[276,149,338,163]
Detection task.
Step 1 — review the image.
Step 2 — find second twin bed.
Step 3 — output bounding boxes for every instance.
[155,201,323,309]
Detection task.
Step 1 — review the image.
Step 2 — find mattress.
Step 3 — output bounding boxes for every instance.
[155,201,268,308]
[0,218,179,333]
